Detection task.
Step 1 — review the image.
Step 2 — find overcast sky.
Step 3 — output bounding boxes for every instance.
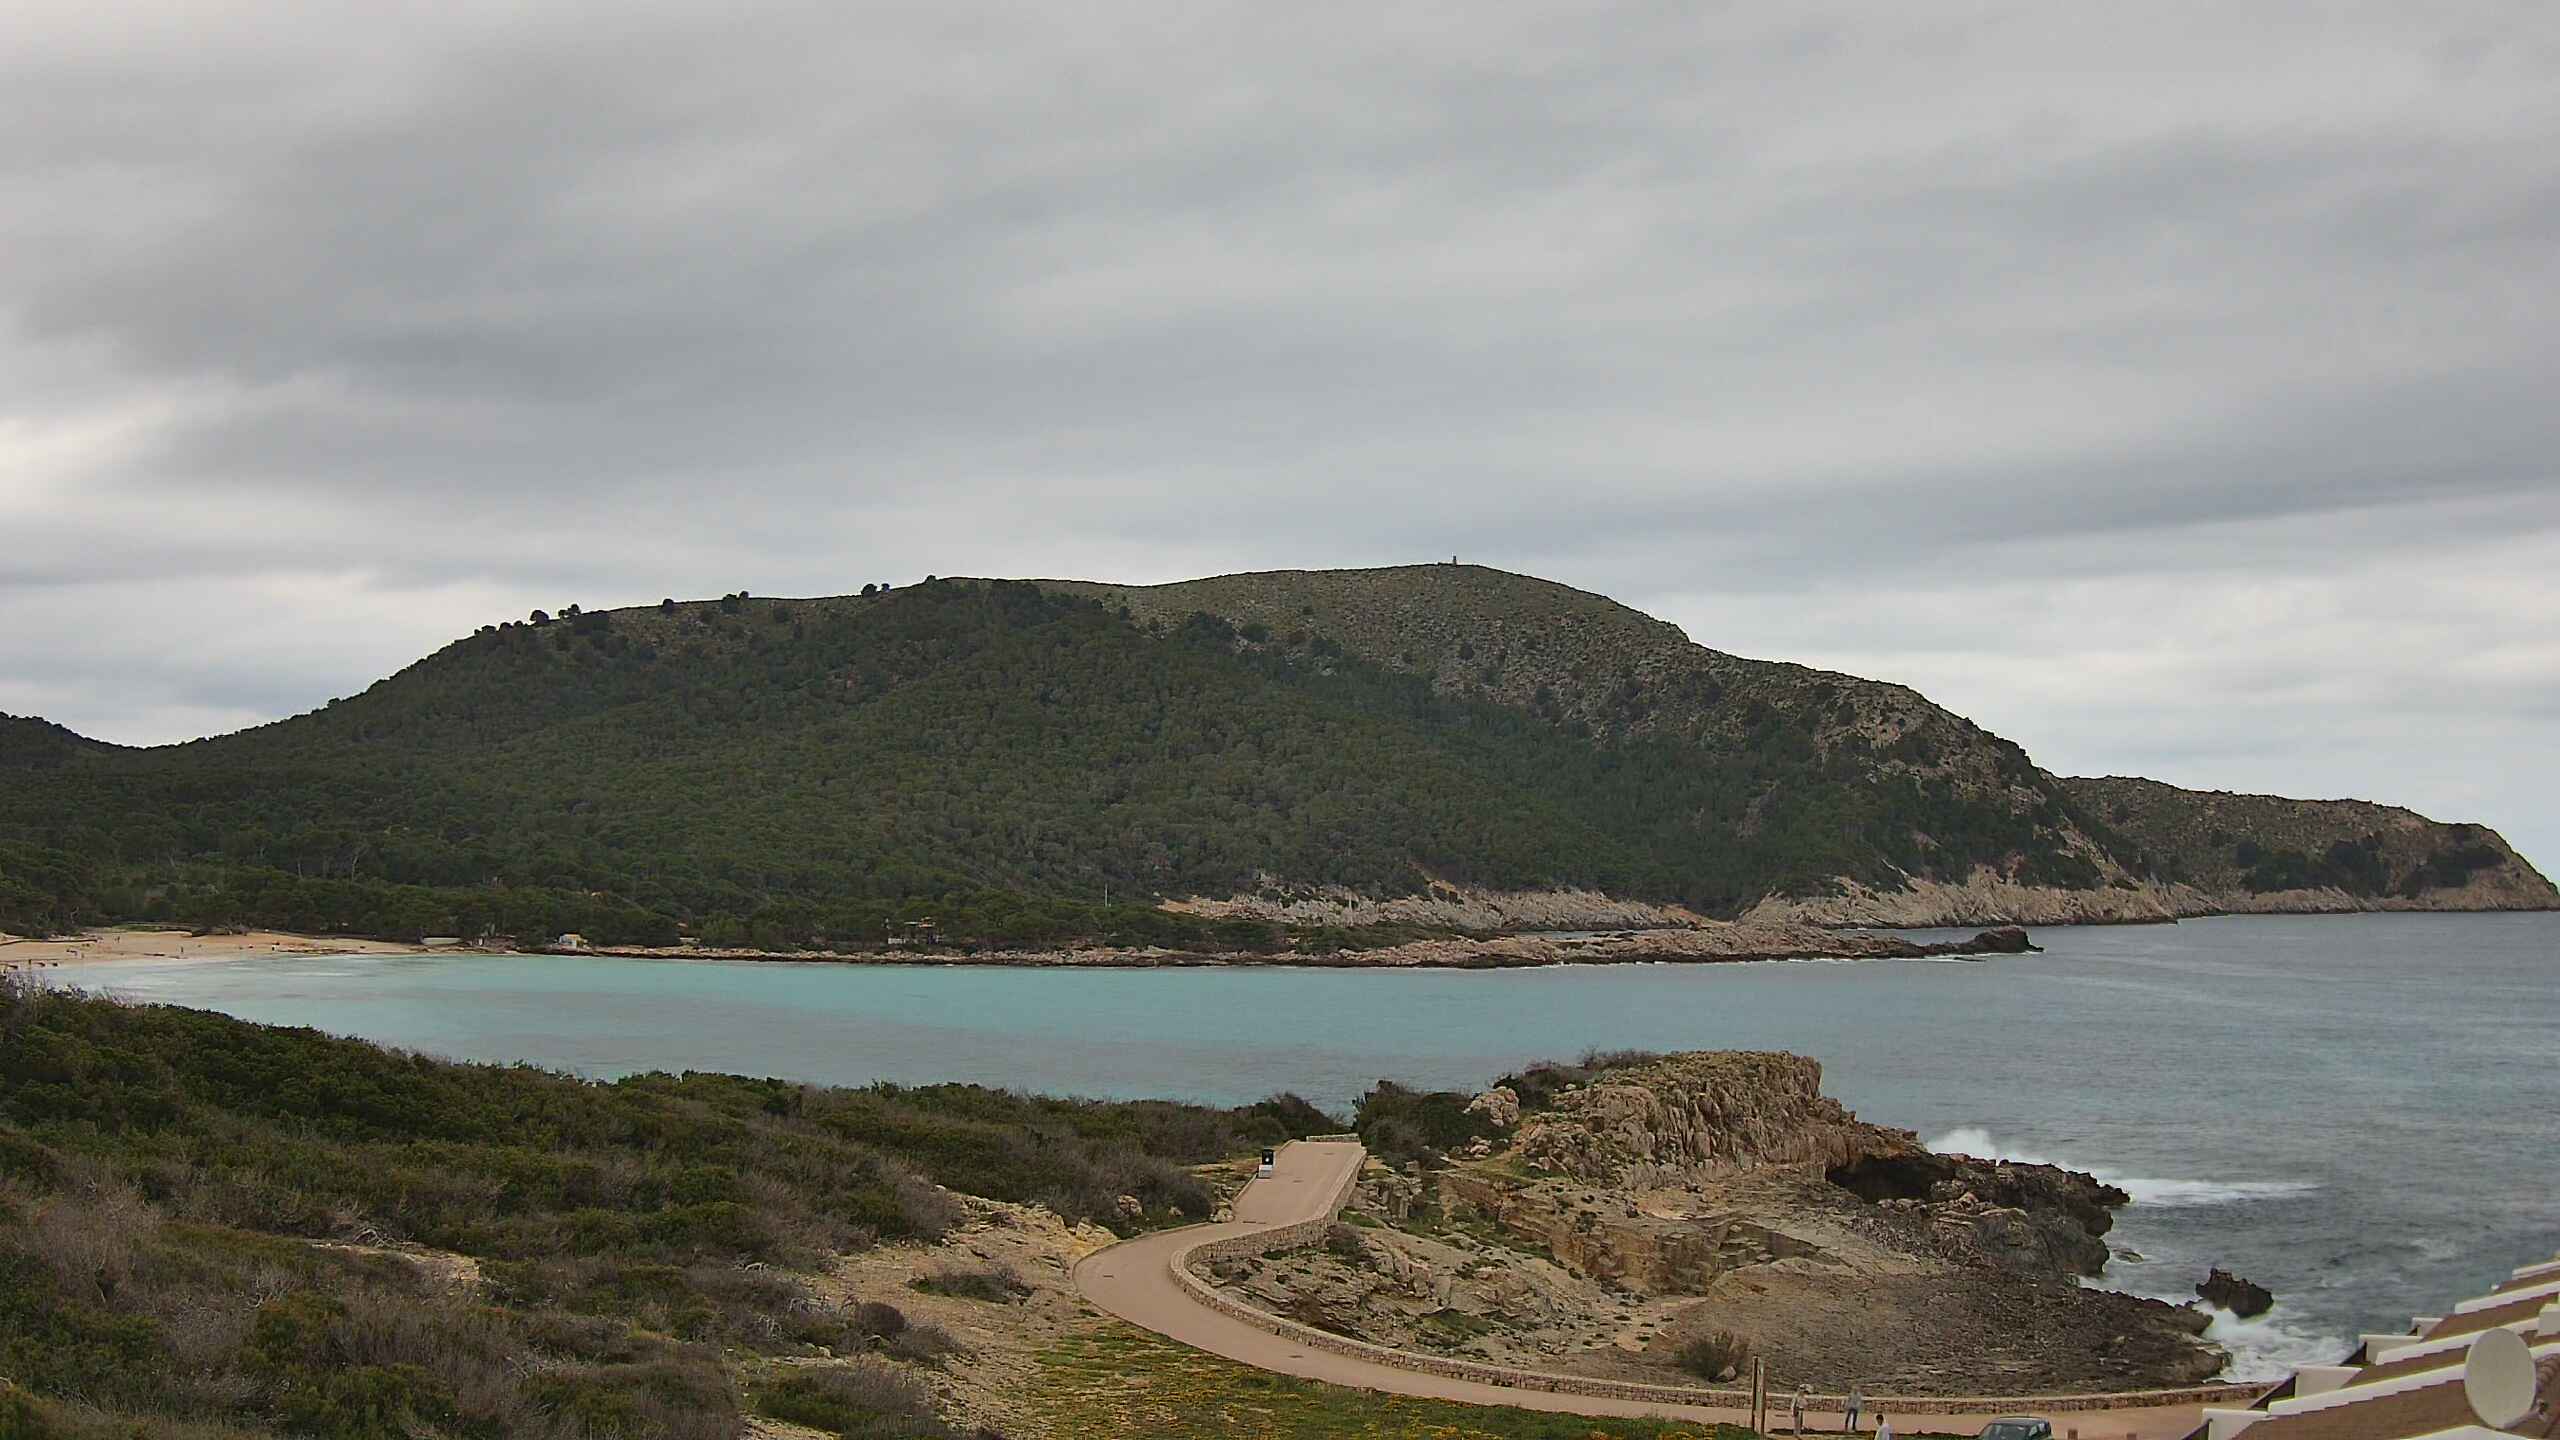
[5,2,2555,868]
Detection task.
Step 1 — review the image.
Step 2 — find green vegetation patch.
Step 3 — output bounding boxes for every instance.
[1030,1323,1754,1439]
[0,980,1336,1438]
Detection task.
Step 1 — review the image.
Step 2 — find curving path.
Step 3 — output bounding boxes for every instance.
[1072,1139,2225,1439]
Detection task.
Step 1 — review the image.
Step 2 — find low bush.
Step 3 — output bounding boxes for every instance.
[883,1320,964,1365]
[755,1361,967,1438]
[1495,1050,1662,1112]
[910,1263,1029,1303]
[1352,1081,1497,1166]
[1675,1330,1754,1382]
[852,1299,910,1339]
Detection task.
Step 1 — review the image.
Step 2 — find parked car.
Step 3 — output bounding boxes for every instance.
[1976,1421,2053,1440]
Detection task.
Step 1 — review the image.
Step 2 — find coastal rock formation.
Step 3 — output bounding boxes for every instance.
[1749,791,2556,927]
[1359,1170,1424,1222]
[1221,1049,2225,1394]
[1829,1149,2124,1277]
[1957,925,2035,954]
[2198,1267,2274,1318]
[1164,883,1710,932]
[1509,1052,2122,1279]
[1514,1052,1904,1186]
[1304,924,2041,970]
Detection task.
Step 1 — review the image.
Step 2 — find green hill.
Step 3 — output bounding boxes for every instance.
[0,567,2547,945]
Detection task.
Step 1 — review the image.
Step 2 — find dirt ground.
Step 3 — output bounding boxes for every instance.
[811,1195,1126,1437]
[1216,1161,2223,1397]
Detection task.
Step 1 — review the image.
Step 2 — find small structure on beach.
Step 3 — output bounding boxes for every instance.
[885,919,938,948]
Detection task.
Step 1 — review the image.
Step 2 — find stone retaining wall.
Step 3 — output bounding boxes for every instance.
[1168,1145,2262,1419]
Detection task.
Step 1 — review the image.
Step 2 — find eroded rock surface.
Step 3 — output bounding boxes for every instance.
[2197,1267,2274,1318]
[1223,1050,2224,1394]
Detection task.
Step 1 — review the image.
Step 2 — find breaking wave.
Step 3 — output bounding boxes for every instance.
[1926,1127,2320,1209]
[2197,1303,2350,1382]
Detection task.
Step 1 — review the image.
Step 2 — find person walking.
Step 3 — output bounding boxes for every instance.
[1843,1383,1866,1434]
[1791,1383,1812,1436]
[1875,1411,1894,1440]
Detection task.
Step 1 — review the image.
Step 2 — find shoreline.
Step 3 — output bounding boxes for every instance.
[556,923,2037,968]
[7,921,2036,971]
[9,905,2535,978]
[1,927,507,970]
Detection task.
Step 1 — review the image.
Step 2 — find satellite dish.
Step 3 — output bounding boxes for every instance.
[2464,1326,2536,1430]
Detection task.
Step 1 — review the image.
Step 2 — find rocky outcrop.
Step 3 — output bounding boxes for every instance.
[1514,1052,1906,1187]
[1953,925,2035,954]
[1509,1052,2125,1279]
[1330,925,2039,968]
[1358,1170,1424,1222]
[1228,1050,2223,1395]
[1465,1086,1521,1129]
[1831,1150,2123,1278]
[1166,883,1710,931]
[583,920,2046,968]
[2197,1267,2273,1318]
[1747,873,2187,928]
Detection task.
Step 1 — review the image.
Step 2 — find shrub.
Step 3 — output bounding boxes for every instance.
[851,1300,909,1339]
[1352,1082,1496,1166]
[1495,1050,1662,1113]
[1675,1330,1753,1382]
[883,1321,964,1365]
[755,1360,957,1438]
[910,1264,1028,1303]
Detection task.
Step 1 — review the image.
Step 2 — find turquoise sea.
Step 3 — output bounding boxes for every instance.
[56,911,2560,1381]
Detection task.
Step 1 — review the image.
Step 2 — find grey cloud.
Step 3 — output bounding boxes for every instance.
[4,0,2556,865]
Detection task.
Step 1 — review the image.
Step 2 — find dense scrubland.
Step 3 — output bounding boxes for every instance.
[0,579,2110,945]
[2,568,2545,947]
[0,976,1332,1438]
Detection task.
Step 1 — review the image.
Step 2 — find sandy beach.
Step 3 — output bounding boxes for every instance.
[0,927,456,970]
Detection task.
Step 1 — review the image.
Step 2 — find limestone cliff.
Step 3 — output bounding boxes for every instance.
[1504,1052,2123,1279]
[1513,1052,1904,1185]
[1239,1050,2227,1392]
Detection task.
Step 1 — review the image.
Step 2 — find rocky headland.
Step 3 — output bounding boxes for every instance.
[549,922,2035,967]
[1201,1051,2224,1394]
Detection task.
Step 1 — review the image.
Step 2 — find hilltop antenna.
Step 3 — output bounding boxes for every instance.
[2464,1326,2537,1429]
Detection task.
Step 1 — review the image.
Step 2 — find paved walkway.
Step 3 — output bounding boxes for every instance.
[1070,1139,2218,1439]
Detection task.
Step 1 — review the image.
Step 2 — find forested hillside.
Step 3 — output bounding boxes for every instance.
[0,567,2546,946]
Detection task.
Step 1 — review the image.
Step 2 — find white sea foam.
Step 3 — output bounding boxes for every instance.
[2196,1303,2349,1382]
[1925,1127,2320,1208]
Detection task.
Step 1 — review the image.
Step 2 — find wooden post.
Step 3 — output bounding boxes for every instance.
[1752,1357,1766,1435]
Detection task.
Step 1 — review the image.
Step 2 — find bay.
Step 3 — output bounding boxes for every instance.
[60,910,2560,1381]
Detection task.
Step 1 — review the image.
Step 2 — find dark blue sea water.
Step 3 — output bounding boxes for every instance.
[59,912,2559,1380]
